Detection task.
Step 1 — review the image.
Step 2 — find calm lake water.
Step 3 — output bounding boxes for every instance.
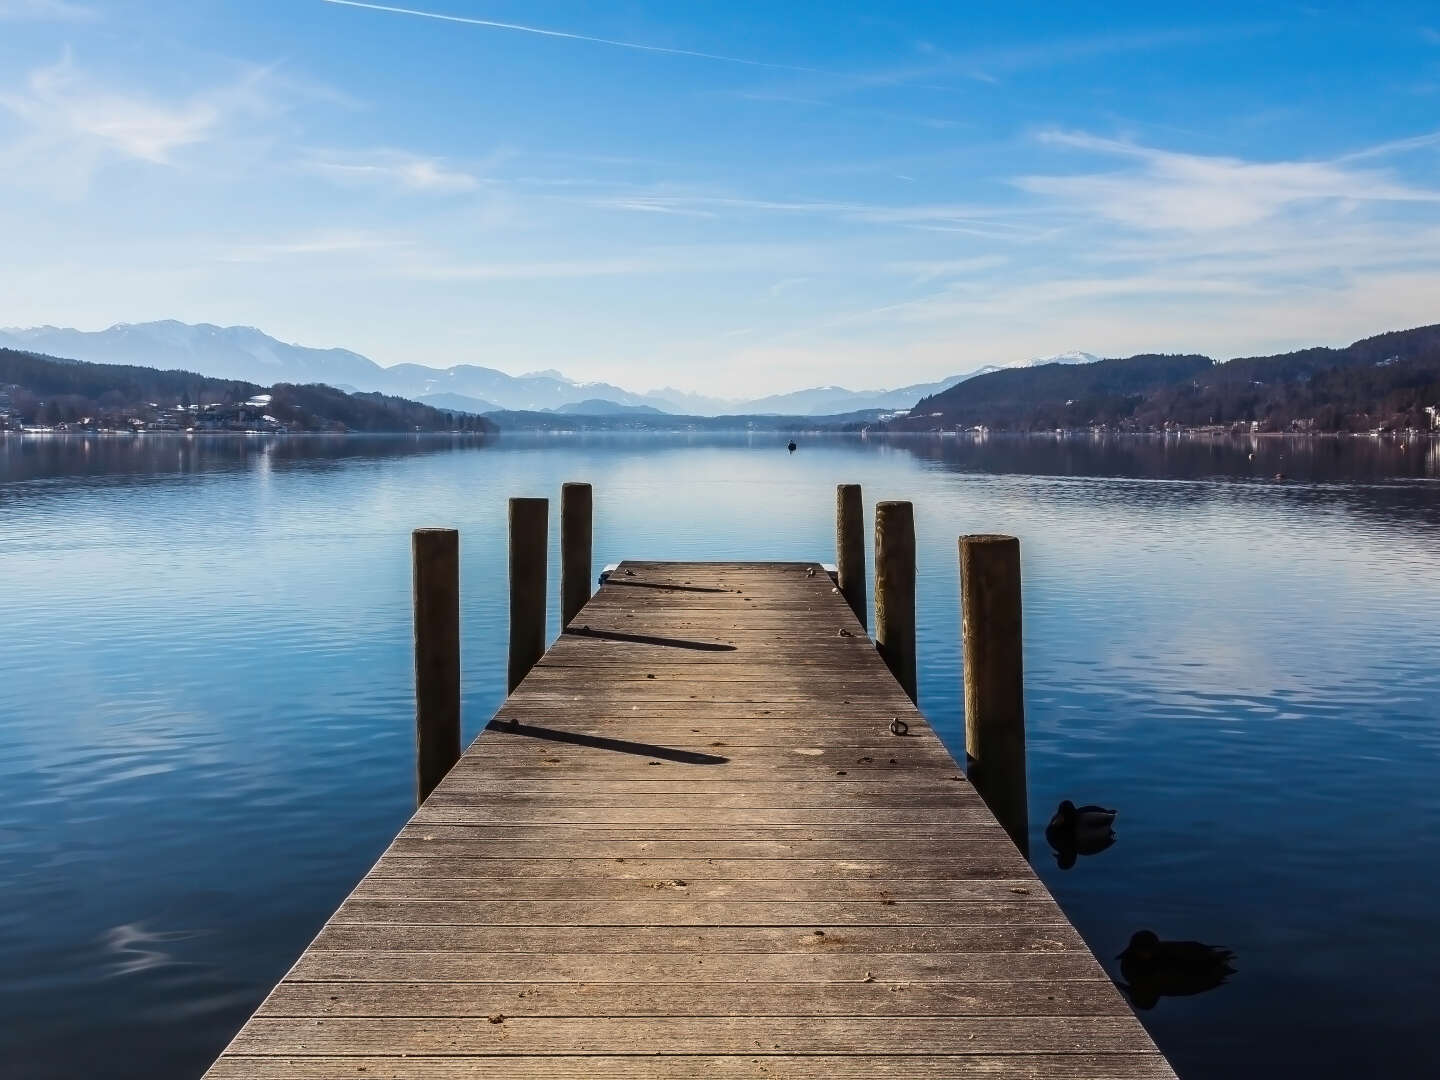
[2,432,1438,1079]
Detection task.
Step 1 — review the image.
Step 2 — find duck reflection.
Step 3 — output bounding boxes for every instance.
[1045,799,1117,869]
[1117,930,1236,1010]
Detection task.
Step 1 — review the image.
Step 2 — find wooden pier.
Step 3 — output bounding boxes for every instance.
[205,559,1176,1079]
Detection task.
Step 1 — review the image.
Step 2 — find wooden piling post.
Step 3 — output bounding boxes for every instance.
[412,528,461,805]
[873,500,916,702]
[959,533,1028,853]
[560,482,593,626]
[835,484,866,630]
[508,497,548,693]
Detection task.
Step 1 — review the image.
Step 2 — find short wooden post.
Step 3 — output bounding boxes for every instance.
[959,534,1028,854]
[873,500,916,702]
[560,482,592,626]
[412,528,461,805]
[508,497,548,693]
[835,484,866,629]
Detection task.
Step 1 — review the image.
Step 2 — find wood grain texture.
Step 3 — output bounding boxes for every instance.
[203,561,1173,1079]
[835,483,867,629]
[411,529,460,804]
[206,1054,1180,1079]
[560,482,592,627]
[960,533,1029,851]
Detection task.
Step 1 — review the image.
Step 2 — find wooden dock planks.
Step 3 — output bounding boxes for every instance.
[205,561,1175,1079]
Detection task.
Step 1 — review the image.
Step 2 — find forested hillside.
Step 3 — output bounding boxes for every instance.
[0,349,496,433]
[904,325,1440,432]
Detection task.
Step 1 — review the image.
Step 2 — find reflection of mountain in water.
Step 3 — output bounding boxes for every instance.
[904,431,1440,484]
[6,433,1438,541]
[0,433,492,490]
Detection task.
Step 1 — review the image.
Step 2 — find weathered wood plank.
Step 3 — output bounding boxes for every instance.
[310,925,1084,954]
[258,979,1130,1017]
[394,825,1003,842]
[349,875,1050,903]
[327,899,1060,926]
[228,1016,1151,1055]
[203,562,1173,1079]
[363,855,1042,880]
[409,808,995,826]
[418,790,981,808]
[288,950,1109,983]
[380,838,1020,860]
[206,1055,1178,1080]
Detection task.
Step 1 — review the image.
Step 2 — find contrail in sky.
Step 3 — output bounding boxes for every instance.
[319,0,818,72]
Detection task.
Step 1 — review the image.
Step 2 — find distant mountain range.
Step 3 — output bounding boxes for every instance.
[6,318,1426,435]
[0,321,1006,417]
[0,347,496,434]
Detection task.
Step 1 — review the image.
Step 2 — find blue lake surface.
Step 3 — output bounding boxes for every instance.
[1,431,1438,1078]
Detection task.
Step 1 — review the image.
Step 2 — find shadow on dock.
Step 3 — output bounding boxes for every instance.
[564,626,737,651]
[604,580,730,593]
[487,719,730,765]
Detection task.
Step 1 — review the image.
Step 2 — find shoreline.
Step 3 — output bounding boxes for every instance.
[3,428,1436,440]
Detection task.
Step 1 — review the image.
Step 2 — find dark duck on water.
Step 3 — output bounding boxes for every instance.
[1044,799,1117,869]
[1117,930,1237,1010]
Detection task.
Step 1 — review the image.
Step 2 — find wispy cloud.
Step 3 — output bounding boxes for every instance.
[301,147,481,192]
[0,0,96,21]
[768,277,811,296]
[765,23,1272,100]
[400,256,675,281]
[581,188,1042,235]
[730,90,964,130]
[0,53,226,173]
[1017,129,1440,232]
[959,25,1274,81]
[388,241,828,283]
[1333,129,1440,161]
[218,230,415,263]
[318,0,818,72]
[883,255,1009,286]
[0,53,333,196]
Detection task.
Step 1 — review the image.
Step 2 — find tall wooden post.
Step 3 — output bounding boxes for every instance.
[412,528,460,805]
[835,484,866,630]
[873,500,916,702]
[508,497,548,693]
[560,482,592,627]
[959,533,1028,854]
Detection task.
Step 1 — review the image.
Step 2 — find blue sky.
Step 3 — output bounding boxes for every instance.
[1,0,1438,394]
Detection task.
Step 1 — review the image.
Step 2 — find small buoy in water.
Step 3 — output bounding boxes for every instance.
[787,440,797,453]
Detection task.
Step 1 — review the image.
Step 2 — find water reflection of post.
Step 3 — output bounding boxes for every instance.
[959,533,1028,854]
